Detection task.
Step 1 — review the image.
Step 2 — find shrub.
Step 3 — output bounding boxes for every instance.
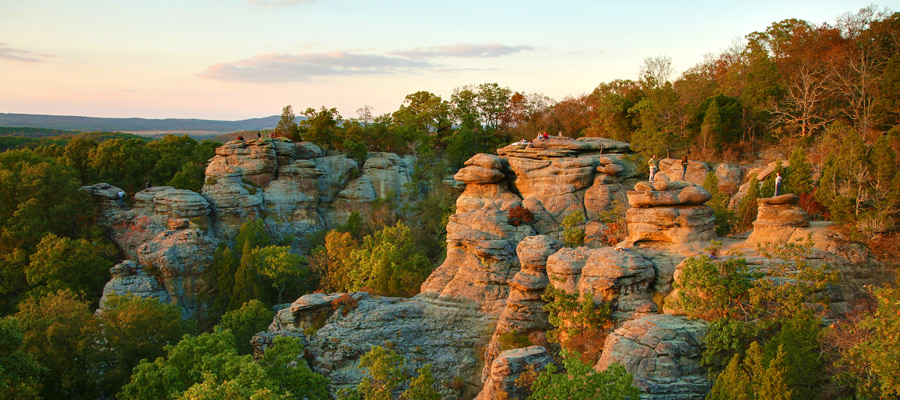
[561,211,585,248]
[507,206,535,227]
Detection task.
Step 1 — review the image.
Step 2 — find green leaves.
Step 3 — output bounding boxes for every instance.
[528,352,640,400]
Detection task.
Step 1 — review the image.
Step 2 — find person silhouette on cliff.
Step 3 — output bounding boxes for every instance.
[648,155,659,183]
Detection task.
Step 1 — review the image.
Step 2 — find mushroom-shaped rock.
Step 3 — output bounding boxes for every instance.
[745,194,811,245]
[596,314,710,400]
[517,235,563,271]
[628,183,711,208]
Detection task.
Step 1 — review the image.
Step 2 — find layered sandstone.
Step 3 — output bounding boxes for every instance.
[477,346,554,400]
[596,314,710,400]
[625,180,715,250]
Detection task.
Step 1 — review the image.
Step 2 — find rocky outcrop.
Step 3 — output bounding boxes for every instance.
[98,260,171,310]
[625,180,715,251]
[269,292,370,332]
[596,314,710,400]
[302,295,495,399]
[476,346,554,400]
[481,236,561,382]
[546,247,657,318]
[421,154,536,314]
[135,229,219,319]
[746,194,810,244]
[201,139,417,241]
[656,157,710,185]
[82,184,213,259]
[423,139,637,313]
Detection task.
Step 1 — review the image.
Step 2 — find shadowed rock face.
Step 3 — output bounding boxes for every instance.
[596,314,710,400]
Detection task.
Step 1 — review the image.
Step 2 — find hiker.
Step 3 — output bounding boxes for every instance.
[257,131,261,139]
[237,135,244,141]
[774,172,783,197]
[648,155,659,182]
[681,156,689,181]
[541,132,549,140]
[117,191,125,206]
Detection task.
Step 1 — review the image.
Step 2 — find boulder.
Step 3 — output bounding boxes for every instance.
[546,247,657,317]
[656,157,710,185]
[476,346,554,400]
[596,314,710,400]
[98,260,171,310]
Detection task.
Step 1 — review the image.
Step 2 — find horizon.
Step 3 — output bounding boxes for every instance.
[0,0,888,121]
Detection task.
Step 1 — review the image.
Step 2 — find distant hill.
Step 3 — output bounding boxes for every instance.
[0,113,282,133]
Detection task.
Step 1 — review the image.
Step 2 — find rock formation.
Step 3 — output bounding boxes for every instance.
[98,260,171,310]
[595,314,710,400]
[625,180,715,251]
[423,138,636,313]
[746,193,810,244]
[546,246,657,318]
[477,346,554,400]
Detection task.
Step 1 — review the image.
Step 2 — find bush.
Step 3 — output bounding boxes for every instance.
[507,206,535,227]
[528,352,640,400]
[561,211,586,248]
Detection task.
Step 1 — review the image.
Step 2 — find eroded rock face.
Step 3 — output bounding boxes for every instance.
[546,247,657,318]
[595,314,710,400]
[476,346,554,400]
[625,182,715,250]
[98,260,171,310]
[304,295,496,399]
[202,139,417,240]
[481,236,562,382]
[746,194,810,244]
[269,292,370,332]
[136,229,219,319]
[82,184,213,259]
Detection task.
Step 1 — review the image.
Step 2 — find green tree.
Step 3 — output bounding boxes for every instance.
[0,317,42,400]
[301,107,342,149]
[88,138,158,193]
[218,299,274,355]
[340,345,438,400]
[348,222,431,297]
[63,135,99,184]
[258,336,330,399]
[310,230,360,293]
[785,147,813,195]
[146,135,199,186]
[15,290,102,400]
[24,233,115,304]
[707,342,791,400]
[529,352,640,400]
[275,105,300,141]
[672,253,757,320]
[253,245,306,304]
[703,172,737,236]
[561,211,586,248]
[841,283,900,397]
[97,294,196,393]
[735,174,760,232]
[167,161,207,192]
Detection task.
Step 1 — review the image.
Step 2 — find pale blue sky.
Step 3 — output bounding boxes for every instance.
[0,0,890,120]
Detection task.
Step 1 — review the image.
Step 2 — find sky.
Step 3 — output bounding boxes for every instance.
[0,0,892,121]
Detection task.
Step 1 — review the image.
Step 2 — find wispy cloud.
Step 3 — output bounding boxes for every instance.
[199,52,435,83]
[247,0,311,6]
[0,43,48,62]
[391,43,534,59]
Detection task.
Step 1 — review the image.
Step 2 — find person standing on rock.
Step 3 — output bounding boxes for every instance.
[648,155,659,182]
[774,172,783,197]
[680,156,689,181]
[117,191,125,206]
